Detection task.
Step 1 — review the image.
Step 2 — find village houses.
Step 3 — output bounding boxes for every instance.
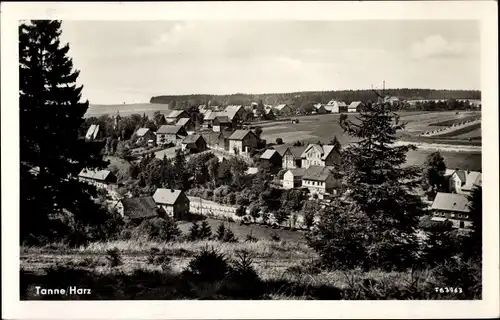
[156,125,188,146]
[228,129,260,156]
[348,101,365,113]
[132,128,156,147]
[301,144,341,169]
[78,168,118,191]
[302,165,340,199]
[273,104,292,116]
[259,149,282,172]
[213,116,232,132]
[153,188,190,220]
[115,196,159,223]
[181,135,208,153]
[431,192,472,229]
[277,145,307,170]
[447,169,482,195]
[282,168,307,189]
[325,100,348,113]
[85,124,102,141]
[165,110,190,124]
[175,117,195,133]
[202,130,232,151]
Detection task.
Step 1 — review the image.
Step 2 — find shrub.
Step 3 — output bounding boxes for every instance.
[228,250,263,297]
[184,246,230,282]
[106,247,122,267]
[245,231,258,242]
[215,223,238,243]
[249,204,261,222]
[235,205,247,218]
[198,220,213,240]
[275,138,284,145]
[136,217,181,242]
[270,232,280,242]
[148,248,172,272]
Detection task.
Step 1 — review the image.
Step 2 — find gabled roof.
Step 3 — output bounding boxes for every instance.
[120,197,158,219]
[326,100,347,107]
[301,143,338,160]
[313,103,325,110]
[176,118,192,127]
[260,149,281,160]
[78,168,114,181]
[349,101,364,109]
[157,125,185,135]
[135,128,151,137]
[182,134,203,145]
[153,188,186,205]
[462,171,482,191]
[201,132,221,145]
[444,169,456,177]
[229,129,256,141]
[453,170,467,183]
[303,165,334,182]
[431,192,470,213]
[167,110,188,118]
[204,111,226,121]
[85,124,100,140]
[214,116,230,124]
[285,168,307,177]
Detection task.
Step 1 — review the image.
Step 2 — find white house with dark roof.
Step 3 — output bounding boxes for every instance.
[348,101,364,113]
[302,165,340,199]
[282,168,307,189]
[301,144,341,169]
[78,168,117,190]
[448,170,482,195]
[325,100,348,113]
[153,188,190,220]
[133,128,156,146]
[156,125,188,146]
[274,104,292,115]
[228,130,260,156]
[85,124,102,141]
[431,192,472,229]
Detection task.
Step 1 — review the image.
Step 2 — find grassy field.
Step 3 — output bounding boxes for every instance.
[85,103,169,118]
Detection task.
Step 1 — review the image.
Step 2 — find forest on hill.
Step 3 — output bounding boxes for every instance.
[150,89,481,108]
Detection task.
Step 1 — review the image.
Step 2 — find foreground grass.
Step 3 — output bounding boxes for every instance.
[20,238,480,300]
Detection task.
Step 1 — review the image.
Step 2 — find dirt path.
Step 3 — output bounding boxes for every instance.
[394,141,481,153]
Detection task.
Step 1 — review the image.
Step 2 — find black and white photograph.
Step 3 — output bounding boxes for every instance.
[2,1,498,319]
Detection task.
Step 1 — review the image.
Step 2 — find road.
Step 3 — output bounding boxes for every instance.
[394,141,481,153]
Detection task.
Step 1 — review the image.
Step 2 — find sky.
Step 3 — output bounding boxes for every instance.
[59,20,480,104]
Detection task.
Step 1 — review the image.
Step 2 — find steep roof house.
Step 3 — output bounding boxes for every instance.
[116,197,159,222]
[153,188,190,220]
[348,101,365,113]
[282,168,307,189]
[274,104,292,115]
[325,100,348,113]
[132,128,156,146]
[301,144,341,169]
[78,169,117,191]
[278,145,307,169]
[302,165,340,199]
[312,103,327,114]
[165,110,190,124]
[85,124,102,141]
[259,149,282,171]
[156,125,188,146]
[448,170,482,195]
[228,130,260,155]
[181,135,207,153]
[213,116,232,132]
[176,117,195,133]
[431,192,472,229]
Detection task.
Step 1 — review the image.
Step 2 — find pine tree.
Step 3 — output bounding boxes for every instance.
[330,135,342,152]
[173,149,189,190]
[310,102,425,270]
[215,222,227,241]
[188,221,200,241]
[19,20,108,244]
[199,220,213,240]
[423,151,447,192]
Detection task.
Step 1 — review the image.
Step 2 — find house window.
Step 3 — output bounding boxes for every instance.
[459,221,465,228]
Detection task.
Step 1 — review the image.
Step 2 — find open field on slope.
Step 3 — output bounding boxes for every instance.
[85,103,169,118]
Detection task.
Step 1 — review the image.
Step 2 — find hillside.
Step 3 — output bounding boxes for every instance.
[150,89,481,108]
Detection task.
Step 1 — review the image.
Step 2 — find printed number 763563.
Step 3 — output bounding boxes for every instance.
[435,287,463,294]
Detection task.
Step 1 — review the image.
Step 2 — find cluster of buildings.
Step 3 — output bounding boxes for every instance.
[429,169,482,229]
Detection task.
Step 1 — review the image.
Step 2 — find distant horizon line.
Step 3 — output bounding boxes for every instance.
[87,87,481,106]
